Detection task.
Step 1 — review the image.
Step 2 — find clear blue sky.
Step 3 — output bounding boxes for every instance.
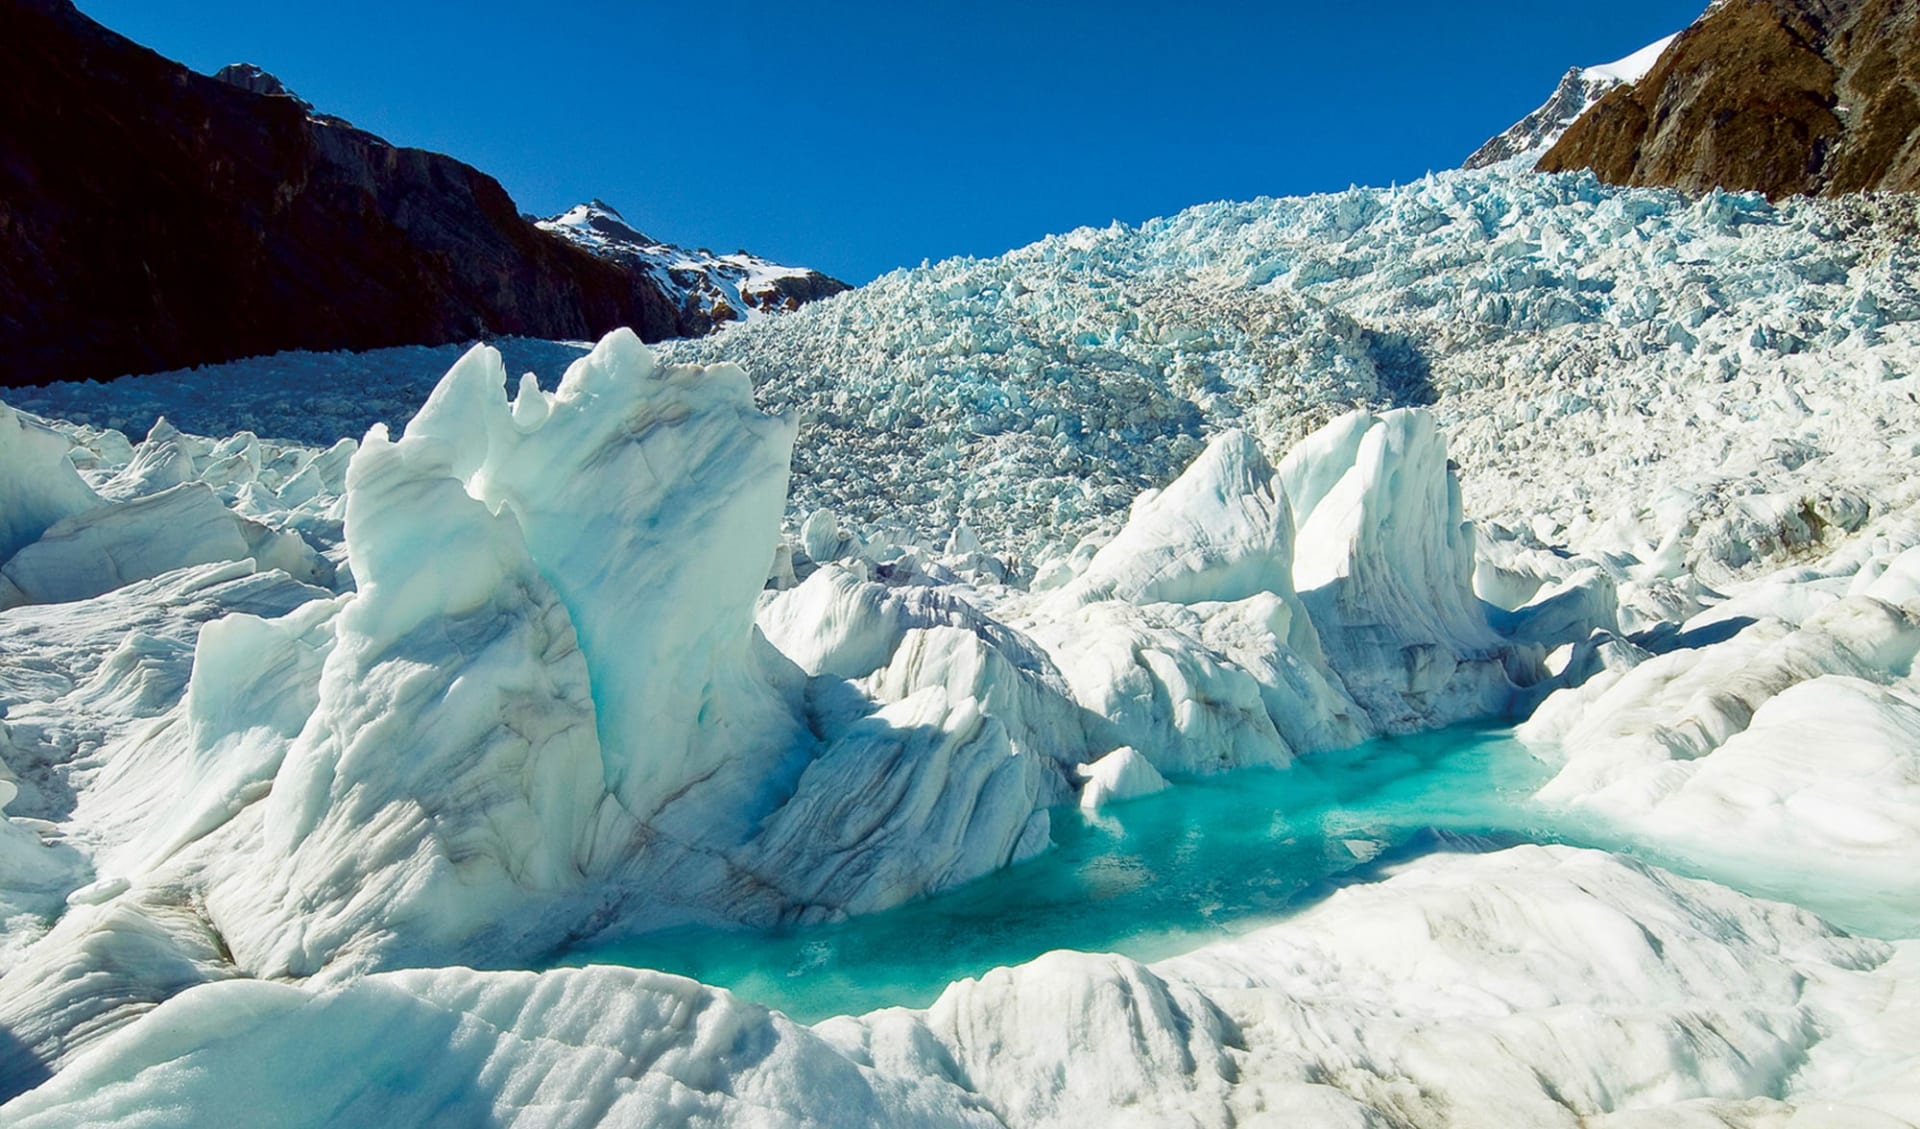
[77,0,1703,283]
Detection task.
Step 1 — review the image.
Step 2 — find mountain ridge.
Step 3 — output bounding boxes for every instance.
[1465,34,1679,169]
[0,0,841,388]
[539,201,849,330]
[1537,0,1920,196]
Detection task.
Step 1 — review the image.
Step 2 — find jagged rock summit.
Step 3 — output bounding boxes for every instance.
[539,201,849,332]
[210,62,310,108]
[1537,0,1920,196]
[1465,34,1678,167]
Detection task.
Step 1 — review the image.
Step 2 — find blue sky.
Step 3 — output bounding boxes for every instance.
[78,0,1703,283]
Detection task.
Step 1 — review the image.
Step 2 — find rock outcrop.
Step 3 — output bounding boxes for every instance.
[1538,0,1920,197]
[1469,68,1624,169]
[1466,34,1678,168]
[0,1,842,388]
[210,63,313,110]
[538,201,849,333]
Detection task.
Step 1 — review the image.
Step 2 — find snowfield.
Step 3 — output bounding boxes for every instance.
[4,162,1920,1126]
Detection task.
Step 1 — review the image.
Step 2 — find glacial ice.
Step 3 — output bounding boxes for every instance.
[5,305,1918,1119]
[1074,746,1168,809]
[0,404,100,563]
[0,328,1562,1089]
[1062,428,1297,607]
[0,482,326,610]
[398,330,809,831]
[5,159,1920,1125]
[19,164,1920,599]
[1281,408,1520,730]
[1520,574,1920,927]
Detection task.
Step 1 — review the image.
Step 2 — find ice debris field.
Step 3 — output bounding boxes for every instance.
[4,162,1920,1126]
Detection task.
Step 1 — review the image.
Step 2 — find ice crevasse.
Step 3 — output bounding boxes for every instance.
[0,329,1564,1089]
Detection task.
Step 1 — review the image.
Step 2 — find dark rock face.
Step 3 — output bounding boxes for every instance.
[745,271,851,312]
[1539,0,1920,197]
[0,0,808,387]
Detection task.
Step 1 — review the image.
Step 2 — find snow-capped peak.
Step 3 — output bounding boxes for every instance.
[1464,31,1679,169]
[544,198,655,247]
[1580,33,1679,85]
[538,201,848,328]
[211,62,310,108]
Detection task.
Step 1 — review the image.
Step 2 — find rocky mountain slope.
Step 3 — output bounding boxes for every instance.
[1538,0,1920,196]
[1465,34,1678,168]
[539,201,848,331]
[0,0,841,389]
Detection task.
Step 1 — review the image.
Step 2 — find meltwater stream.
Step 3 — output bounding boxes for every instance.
[557,725,1911,1022]
[560,725,1552,1020]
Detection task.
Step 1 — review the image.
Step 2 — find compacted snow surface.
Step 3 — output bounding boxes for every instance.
[4,163,1920,1127]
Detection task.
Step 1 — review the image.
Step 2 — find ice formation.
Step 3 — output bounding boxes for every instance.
[5,159,1920,1126]
[0,404,100,562]
[0,321,1566,1087]
[1074,747,1168,810]
[1519,545,1920,921]
[1281,408,1519,729]
[21,165,1920,597]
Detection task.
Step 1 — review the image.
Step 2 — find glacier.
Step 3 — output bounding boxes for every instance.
[3,161,1920,1125]
[20,164,1920,598]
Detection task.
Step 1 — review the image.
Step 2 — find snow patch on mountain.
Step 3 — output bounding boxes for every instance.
[540,200,848,328]
[1585,34,1678,84]
[1465,32,1679,168]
